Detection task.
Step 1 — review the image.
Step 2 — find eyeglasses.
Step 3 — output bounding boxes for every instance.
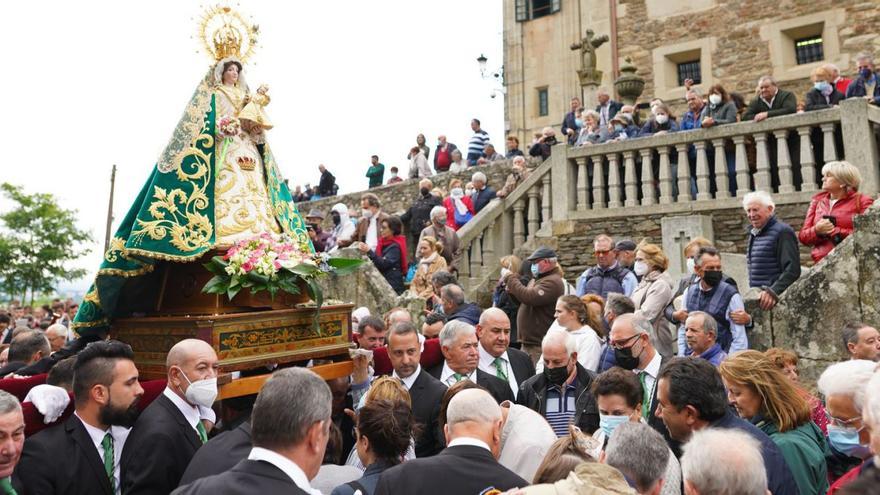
[827,414,863,429]
[609,334,640,350]
[594,250,612,256]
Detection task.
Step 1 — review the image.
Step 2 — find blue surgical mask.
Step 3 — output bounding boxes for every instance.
[575,118,584,127]
[530,263,540,277]
[827,425,871,458]
[614,124,624,132]
[860,68,873,80]
[599,414,630,437]
[814,81,831,93]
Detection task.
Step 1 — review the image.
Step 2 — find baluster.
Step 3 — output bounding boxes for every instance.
[774,130,794,194]
[712,138,730,199]
[513,199,526,246]
[541,176,552,229]
[527,185,540,241]
[676,144,690,203]
[797,126,817,192]
[577,157,589,211]
[754,133,771,191]
[640,148,657,205]
[470,234,482,278]
[623,151,638,207]
[607,153,622,208]
[592,155,606,209]
[482,221,496,274]
[695,141,711,200]
[821,123,838,162]
[658,146,673,204]
[733,135,749,197]
[459,244,471,281]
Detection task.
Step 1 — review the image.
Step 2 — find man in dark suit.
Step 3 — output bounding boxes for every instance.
[122,339,219,495]
[0,391,26,493]
[470,171,497,214]
[17,340,145,495]
[375,388,527,495]
[0,330,50,377]
[476,308,535,401]
[173,368,332,495]
[427,320,515,404]
[595,88,623,127]
[561,96,581,145]
[386,322,447,457]
[179,419,253,485]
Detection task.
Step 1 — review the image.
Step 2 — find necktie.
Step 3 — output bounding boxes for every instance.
[101,432,115,493]
[0,478,17,495]
[493,357,509,382]
[638,371,650,419]
[196,421,208,444]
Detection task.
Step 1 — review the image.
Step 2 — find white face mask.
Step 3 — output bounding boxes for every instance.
[501,267,511,278]
[361,208,373,219]
[466,188,476,196]
[655,114,669,125]
[178,368,218,408]
[709,94,722,105]
[634,260,650,277]
[686,257,696,275]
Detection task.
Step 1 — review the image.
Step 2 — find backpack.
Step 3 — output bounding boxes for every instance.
[454,207,473,226]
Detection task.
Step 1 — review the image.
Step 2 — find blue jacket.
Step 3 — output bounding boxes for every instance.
[447,302,482,325]
[845,73,880,105]
[746,216,801,296]
[685,342,727,366]
[639,118,679,137]
[685,280,738,352]
[331,461,393,495]
[473,186,497,214]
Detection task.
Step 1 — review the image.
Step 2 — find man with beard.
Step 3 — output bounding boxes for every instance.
[17,340,144,494]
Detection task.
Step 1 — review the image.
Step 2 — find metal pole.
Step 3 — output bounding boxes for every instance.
[103,164,116,253]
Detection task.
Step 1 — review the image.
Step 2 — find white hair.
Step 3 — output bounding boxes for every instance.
[613,313,652,337]
[512,156,526,166]
[430,206,447,222]
[863,371,880,430]
[817,360,877,411]
[605,422,669,492]
[46,323,67,338]
[681,428,767,495]
[757,75,777,87]
[742,190,775,210]
[541,328,576,356]
[446,388,501,427]
[439,320,476,349]
[856,52,875,65]
[472,172,487,184]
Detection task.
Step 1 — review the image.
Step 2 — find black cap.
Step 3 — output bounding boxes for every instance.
[526,247,557,261]
[615,240,637,252]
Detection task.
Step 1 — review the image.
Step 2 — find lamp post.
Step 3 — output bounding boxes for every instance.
[476,53,506,99]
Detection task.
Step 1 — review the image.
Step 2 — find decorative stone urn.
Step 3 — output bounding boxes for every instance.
[614,57,646,105]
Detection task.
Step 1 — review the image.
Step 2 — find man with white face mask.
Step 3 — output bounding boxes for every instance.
[122,339,219,495]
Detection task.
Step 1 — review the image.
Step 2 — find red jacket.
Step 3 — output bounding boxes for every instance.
[834,77,852,95]
[442,196,475,230]
[798,190,873,262]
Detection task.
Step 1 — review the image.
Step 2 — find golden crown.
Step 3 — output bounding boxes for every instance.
[197,5,259,63]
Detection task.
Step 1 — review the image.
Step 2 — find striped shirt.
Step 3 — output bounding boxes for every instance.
[467,129,490,158]
[545,382,578,437]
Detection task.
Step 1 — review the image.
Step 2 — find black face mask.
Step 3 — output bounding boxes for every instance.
[331,213,341,226]
[544,364,570,386]
[702,270,723,287]
[308,223,320,232]
[614,340,643,370]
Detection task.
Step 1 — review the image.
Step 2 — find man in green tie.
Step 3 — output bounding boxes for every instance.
[475,308,536,401]
[17,340,144,495]
[0,391,24,495]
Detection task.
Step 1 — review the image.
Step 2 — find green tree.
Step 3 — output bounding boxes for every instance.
[0,183,92,305]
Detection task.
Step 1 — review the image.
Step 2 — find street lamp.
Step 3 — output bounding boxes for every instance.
[476,54,506,98]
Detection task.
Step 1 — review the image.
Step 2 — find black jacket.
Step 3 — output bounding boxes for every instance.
[473,186,497,214]
[121,393,204,495]
[173,459,310,495]
[804,87,845,111]
[506,347,536,386]
[528,136,558,161]
[408,369,448,457]
[374,445,527,495]
[743,89,797,121]
[16,415,116,495]
[368,242,404,294]
[426,365,515,404]
[445,302,482,325]
[179,421,252,485]
[516,363,600,434]
[400,193,442,236]
[317,170,337,197]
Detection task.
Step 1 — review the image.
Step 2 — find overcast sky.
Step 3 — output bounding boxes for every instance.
[1,0,504,293]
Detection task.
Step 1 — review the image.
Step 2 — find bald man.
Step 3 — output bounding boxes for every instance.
[122,339,219,495]
[476,308,535,400]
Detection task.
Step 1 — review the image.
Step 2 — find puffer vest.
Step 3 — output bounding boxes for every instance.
[686,280,738,351]
[746,216,787,288]
[578,264,629,299]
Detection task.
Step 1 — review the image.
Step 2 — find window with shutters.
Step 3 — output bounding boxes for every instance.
[516,0,561,22]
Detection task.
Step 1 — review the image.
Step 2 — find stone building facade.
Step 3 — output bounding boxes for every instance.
[504,0,880,143]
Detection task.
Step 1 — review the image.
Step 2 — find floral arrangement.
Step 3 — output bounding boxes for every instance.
[217,115,241,138]
[201,232,363,312]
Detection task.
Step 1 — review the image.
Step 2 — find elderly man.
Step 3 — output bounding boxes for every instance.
[0,330,50,377]
[45,323,68,353]
[419,206,462,273]
[517,328,599,436]
[677,247,747,355]
[577,234,638,299]
[467,119,491,166]
[427,321,513,403]
[0,391,25,492]
[433,135,457,172]
[609,314,674,448]
[316,164,336,198]
[471,171,497,213]
[476,308,536,400]
[19,340,144,495]
[497,156,530,198]
[845,52,880,104]
[655,357,797,495]
[681,428,768,495]
[440,284,481,325]
[595,88,623,127]
[400,178,442,259]
[597,293,637,372]
[817,360,877,493]
[504,247,565,364]
[477,144,504,165]
[377,388,526,494]
[684,311,727,366]
[743,191,801,310]
[123,339,219,494]
[744,75,797,122]
[680,89,706,131]
[174,368,330,494]
[355,193,389,251]
[615,239,638,272]
[356,315,386,351]
[604,422,672,495]
[840,322,880,361]
[824,63,852,95]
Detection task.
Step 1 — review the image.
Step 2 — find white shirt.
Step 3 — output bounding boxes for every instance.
[162,387,204,436]
[365,215,379,250]
[635,351,662,400]
[392,365,422,390]
[478,344,518,399]
[74,412,130,495]
[448,436,492,453]
[247,447,322,495]
[440,361,476,387]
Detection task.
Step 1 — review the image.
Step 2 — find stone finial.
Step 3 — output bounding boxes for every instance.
[614,57,645,105]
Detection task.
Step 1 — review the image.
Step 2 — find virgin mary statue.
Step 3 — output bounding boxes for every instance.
[73,12,311,337]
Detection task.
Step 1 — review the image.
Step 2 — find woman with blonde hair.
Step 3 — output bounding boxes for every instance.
[537,295,603,372]
[409,236,447,301]
[798,160,874,263]
[630,242,676,357]
[805,66,845,111]
[345,376,416,469]
[764,348,828,435]
[719,350,829,495]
